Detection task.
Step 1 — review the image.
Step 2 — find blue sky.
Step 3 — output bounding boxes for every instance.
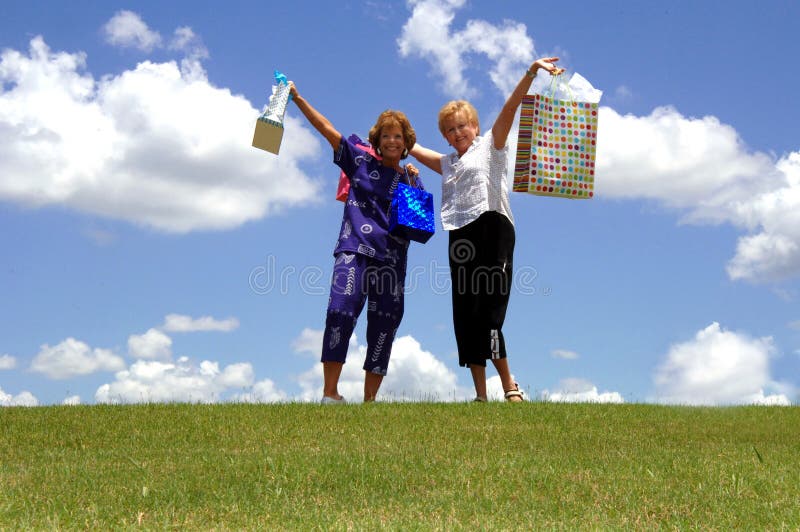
[1,0,799,406]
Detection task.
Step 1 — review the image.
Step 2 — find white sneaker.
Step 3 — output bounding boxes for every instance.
[321,396,346,404]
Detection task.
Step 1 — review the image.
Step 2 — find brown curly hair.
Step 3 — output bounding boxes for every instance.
[368,110,417,160]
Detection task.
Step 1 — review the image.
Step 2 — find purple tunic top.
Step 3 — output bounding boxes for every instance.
[333,136,413,264]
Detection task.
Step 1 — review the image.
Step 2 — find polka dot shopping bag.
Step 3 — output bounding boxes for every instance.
[514,72,601,199]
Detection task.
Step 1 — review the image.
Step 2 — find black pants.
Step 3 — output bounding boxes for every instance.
[448,211,515,367]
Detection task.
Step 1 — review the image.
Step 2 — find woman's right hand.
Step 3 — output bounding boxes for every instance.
[530,57,565,76]
[288,81,299,100]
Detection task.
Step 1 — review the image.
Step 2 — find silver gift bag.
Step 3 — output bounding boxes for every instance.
[252,70,291,155]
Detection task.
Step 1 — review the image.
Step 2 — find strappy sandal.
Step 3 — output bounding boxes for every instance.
[504,383,524,402]
[473,396,487,403]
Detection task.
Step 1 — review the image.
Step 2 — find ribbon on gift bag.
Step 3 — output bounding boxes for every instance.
[336,134,379,202]
[513,72,601,199]
[389,176,435,243]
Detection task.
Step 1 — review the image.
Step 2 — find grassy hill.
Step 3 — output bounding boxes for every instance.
[2,402,799,529]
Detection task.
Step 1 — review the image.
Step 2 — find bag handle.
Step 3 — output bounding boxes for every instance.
[404,167,425,191]
[547,71,575,102]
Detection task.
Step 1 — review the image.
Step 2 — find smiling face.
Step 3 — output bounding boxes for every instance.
[368,110,416,167]
[378,125,406,163]
[441,110,479,156]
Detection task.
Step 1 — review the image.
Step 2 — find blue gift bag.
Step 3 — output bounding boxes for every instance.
[389,181,435,243]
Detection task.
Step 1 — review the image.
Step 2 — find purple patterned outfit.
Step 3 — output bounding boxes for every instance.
[321,136,418,376]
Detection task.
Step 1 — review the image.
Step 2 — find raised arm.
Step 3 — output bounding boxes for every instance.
[409,143,444,175]
[289,82,342,152]
[491,57,565,150]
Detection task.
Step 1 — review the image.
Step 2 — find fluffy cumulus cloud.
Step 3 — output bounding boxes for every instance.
[95,357,257,404]
[128,328,173,360]
[597,108,800,282]
[0,28,321,233]
[63,395,81,406]
[102,11,163,52]
[397,3,800,283]
[653,322,791,406]
[596,107,778,208]
[295,331,470,402]
[168,26,209,59]
[30,338,126,379]
[104,11,208,60]
[380,335,466,401]
[291,327,324,357]
[541,378,624,404]
[161,314,240,333]
[398,0,535,98]
[723,153,800,282]
[0,354,17,369]
[96,310,261,403]
[1,386,39,407]
[233,378,288,403]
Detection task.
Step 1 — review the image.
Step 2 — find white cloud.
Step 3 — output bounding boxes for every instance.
[724,153,800,282]
[1,387,40,407]
[742,390,792,406]
[217,362,255,388]
[380,335,465,401]
[596,106,779,208]
[102,11,208,62]
[551,349,579,360]
[398,0,535,97]
[128,328,172,360]
[168,26,208,59]
[788,320,800,331]
[233,378,288,403]
[103,10,163,52]
[95,356,259,404]
[295,330,469,402]
[0,354,16,369]
[63,395,81,406]
[291,327,323,357]
[161,314,240,333]
[597,106,800,282]
[541,378,624,404]
[397,2,800,283]
[30,338,126,379]
[652,322,792,405]
[614,85,633,100]
[0,36,321,233]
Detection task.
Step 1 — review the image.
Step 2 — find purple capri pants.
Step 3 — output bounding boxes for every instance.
[321,251,406,376]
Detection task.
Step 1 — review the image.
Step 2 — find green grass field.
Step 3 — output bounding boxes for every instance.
[2,402,799,529]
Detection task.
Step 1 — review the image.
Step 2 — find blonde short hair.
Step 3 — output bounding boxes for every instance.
[437,100,480,136]
[368,110,416,159]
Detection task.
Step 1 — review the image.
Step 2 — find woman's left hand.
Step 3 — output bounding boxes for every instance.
[405,163,420,186]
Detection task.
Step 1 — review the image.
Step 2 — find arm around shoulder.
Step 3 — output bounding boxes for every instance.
[409,143,443,175]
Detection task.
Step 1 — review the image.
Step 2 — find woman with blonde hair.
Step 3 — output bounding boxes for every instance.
[410,57,564,402]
